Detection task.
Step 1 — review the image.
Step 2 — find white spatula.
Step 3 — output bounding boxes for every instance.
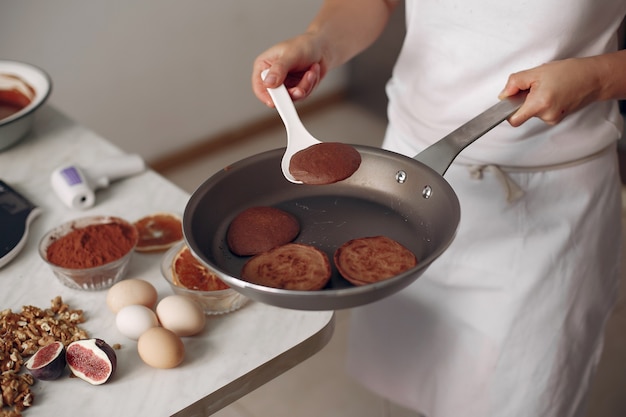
[262,69,321,183]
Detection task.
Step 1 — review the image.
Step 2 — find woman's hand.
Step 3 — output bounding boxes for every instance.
[252,33,327,108]
[499,51,626,127]
[499,58,602,127]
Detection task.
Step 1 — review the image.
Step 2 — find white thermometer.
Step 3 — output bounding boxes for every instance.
[51,154,145,209]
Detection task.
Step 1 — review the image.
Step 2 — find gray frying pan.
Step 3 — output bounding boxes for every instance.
[183,92,527,311]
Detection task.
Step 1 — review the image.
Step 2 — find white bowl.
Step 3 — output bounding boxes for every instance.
[0,60,52,151]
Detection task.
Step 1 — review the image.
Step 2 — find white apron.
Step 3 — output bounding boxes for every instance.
[345,1,625,415]
[345,134,623,417]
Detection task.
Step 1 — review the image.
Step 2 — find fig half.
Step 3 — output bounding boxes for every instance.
[66,338,117,385]
[25,340,66,380]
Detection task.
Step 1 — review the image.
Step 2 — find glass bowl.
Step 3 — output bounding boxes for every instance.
[39,216,138,291]
[161,242,248,315]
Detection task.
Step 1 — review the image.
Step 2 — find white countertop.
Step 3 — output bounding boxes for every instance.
[0,106,334,416]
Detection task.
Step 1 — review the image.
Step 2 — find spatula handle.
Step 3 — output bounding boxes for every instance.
[261,69,308,135]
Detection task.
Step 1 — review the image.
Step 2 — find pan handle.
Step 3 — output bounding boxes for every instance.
[413,91,528,176]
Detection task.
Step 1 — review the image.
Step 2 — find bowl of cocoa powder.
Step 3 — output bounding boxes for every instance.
[39,216,139,290]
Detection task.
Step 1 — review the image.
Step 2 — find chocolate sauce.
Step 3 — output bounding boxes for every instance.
[0,74,34,121]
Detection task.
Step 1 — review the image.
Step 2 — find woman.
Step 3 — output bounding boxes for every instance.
[252,1,626,416]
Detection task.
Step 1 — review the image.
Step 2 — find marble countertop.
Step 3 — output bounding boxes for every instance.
[0,106,334,416]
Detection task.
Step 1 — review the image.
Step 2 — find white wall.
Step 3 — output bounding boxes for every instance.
[0,1,346,162]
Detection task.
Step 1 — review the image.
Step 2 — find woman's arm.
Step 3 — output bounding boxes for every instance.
[252,0,398,106]
[306,0,399,70]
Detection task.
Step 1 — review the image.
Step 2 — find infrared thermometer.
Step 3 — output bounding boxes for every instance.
[51,154,145,210]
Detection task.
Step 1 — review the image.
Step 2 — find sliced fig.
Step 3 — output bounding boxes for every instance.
[66,338,117,385]
[25,340,66,380]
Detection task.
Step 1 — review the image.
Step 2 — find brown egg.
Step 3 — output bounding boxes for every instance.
[106,279,158,313]
[156,295,206,337]
[137,327,185,369]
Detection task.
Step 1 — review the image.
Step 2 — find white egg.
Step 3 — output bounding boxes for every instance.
[116,304,159,340]
[156,295,206,337]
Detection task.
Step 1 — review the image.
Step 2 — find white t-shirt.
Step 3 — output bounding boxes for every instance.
[385,0,626,166]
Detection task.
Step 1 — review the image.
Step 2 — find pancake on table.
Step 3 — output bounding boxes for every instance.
[227,206,300,256]
[134,212,183,253]
[289,142,361,185]
[173,244,230,291]
[241,243,331,291]
[334,236,418,286]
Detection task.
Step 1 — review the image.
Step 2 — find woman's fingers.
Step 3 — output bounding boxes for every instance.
[499,58,601,127]
[252,35,325,107]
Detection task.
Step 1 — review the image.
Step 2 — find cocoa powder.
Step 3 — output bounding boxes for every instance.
[46,222,137,269]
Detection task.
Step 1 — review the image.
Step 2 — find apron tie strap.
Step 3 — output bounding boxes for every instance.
[464,144,616,203]
[468,165,525,203]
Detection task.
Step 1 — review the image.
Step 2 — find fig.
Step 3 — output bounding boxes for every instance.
[66,338,117,385]
[25,340,66,380]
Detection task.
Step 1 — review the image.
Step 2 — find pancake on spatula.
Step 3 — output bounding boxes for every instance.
[241,243,331,290]
[289,142,361,185]
[334,236,417,286]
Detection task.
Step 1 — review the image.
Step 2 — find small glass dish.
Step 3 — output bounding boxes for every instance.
[39,216,138,291]
[161,241,248,315]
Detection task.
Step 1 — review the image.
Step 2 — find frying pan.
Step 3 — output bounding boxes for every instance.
[183,92,527,311]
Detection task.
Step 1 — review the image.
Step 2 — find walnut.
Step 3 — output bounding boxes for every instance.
[0,297,89,416]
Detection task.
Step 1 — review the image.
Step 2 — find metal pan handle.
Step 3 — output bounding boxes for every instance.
[413,91,528,176]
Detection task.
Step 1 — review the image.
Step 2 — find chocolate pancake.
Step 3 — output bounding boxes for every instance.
[289,142,361,185]
[241,243,331,290]
[334,236,417,286]
[134,213,183,253]
[173,244,230,291]
[227,206,300,256]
